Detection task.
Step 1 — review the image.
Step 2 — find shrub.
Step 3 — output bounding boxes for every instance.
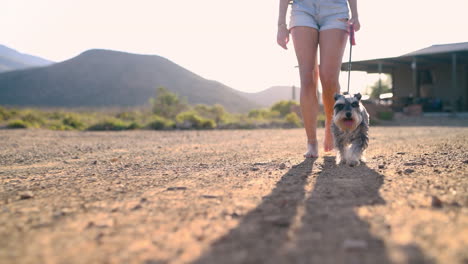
[87,118,129,131]
[62,114,85,130]
[21,112,45,127]
[271,100,300,117]
[146,116,174,130]
[127,121,143,130]
[0,106,13,121]
[317,113,326,127]
[377,111,393,120]
[116,111,143,122]
[285,112,302,128]
[194,104,227,124]
[48,111,67,120]
[150,87,188,118]
[248,109,280,119]
[47,120,72,131]
[176,111,216,129]
[7,120,29,129]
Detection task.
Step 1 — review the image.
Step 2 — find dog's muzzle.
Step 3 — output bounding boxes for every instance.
[343,112,354,127]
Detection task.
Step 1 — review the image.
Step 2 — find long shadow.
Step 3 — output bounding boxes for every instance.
[192,157,430,264]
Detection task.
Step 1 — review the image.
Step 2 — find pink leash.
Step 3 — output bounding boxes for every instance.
[345,24,356,95]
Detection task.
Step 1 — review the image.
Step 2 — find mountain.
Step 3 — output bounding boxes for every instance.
[0,45,53,72]
[0,49,258,112]
[239,86,301,107]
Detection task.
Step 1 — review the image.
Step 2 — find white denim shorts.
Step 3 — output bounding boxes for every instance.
[289,0,349,31]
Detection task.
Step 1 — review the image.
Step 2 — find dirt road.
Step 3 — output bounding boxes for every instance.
[1,125,467,264]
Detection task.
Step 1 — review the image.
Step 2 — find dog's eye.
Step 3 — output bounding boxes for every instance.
[334,103,344,110]
[351,102,359,108]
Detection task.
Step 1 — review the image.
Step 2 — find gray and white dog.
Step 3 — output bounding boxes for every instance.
[332,93,369,166]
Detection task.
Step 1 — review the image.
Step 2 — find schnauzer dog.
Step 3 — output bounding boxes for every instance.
[332,93,369,166]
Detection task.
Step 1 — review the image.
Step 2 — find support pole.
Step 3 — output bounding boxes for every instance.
[292,85,296,101]
[452,53,457,92]
[411,57,418,97]
[378,62,382,97]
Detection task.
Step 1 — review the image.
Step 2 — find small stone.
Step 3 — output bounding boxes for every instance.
[92,160,98,165]
[342,239,368,250]
[431,196,443,208]
[463,160,468,164]
[397,152,406,155]
[404,168,415,174]
[166,187,187,191]
[19,191,34,200]
[201,195,219,199]
[251,167,260,171]
[378,164,385,169]
[279,163,287,170]
[132,204,142,210]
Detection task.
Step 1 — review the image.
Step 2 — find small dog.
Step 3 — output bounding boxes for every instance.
[332,93,369,166]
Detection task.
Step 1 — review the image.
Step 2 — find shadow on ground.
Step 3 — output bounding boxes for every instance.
[192,157,431,264]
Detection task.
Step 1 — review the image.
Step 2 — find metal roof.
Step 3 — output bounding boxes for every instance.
[403,42,468,57]
[341,42,468,73]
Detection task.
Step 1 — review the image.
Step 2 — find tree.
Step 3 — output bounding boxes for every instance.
[369,78,392,99]
[150,87,188,118]
[271,100,299,117]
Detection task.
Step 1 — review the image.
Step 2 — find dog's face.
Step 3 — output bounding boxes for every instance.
[333,93,363,132]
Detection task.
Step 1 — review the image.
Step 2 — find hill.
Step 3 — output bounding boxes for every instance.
[0,44,53,72]
[238,86,300,107]
[0,49,257,112]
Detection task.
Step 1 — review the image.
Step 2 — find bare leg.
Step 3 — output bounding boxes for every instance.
[319,29,348,152]
[291,26,319,158]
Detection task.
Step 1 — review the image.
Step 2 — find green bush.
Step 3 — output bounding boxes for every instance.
[21,112,45,127]
[87,118,129,131]
[248,109,280,119]
[146,116,174,130]
[194,104,227,124]
[116,111,143,122]
[317,113,326,127]
[285,112,302,127]
[150,87,188,118]
[47,120,72,131]
[271,100,299,117]
[176,111,216,129]
[62,114,85,130]
[0,106,13,121]
[127,121,143,130]
[377,111,394,120]
[7,120,29,129]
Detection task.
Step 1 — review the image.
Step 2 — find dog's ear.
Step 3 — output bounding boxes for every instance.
[354,93,362,101]
[334,93,342,101]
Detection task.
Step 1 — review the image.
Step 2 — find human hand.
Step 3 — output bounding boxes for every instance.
[277,24,289,50]
[347,17,360,32]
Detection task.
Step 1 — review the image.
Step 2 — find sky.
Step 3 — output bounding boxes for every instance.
[2,0,467,94]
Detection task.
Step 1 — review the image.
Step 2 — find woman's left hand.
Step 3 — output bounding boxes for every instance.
[348,17,360,32]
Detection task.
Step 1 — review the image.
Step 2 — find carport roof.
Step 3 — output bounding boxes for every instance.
[341,42,468,73]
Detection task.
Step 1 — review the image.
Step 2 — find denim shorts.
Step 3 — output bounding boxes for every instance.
[289,0,349,31]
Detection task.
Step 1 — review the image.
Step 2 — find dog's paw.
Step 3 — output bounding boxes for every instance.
[360,156,367,163]
[347,159,360,167]
[336,153,346,165]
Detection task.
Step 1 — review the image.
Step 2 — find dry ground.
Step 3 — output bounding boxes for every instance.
[1,124,467,264]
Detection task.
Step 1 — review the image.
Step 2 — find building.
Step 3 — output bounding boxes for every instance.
[342,42,468,112]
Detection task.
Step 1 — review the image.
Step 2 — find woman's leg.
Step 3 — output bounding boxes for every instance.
[318,28,348,152]
[291,26,320,158]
